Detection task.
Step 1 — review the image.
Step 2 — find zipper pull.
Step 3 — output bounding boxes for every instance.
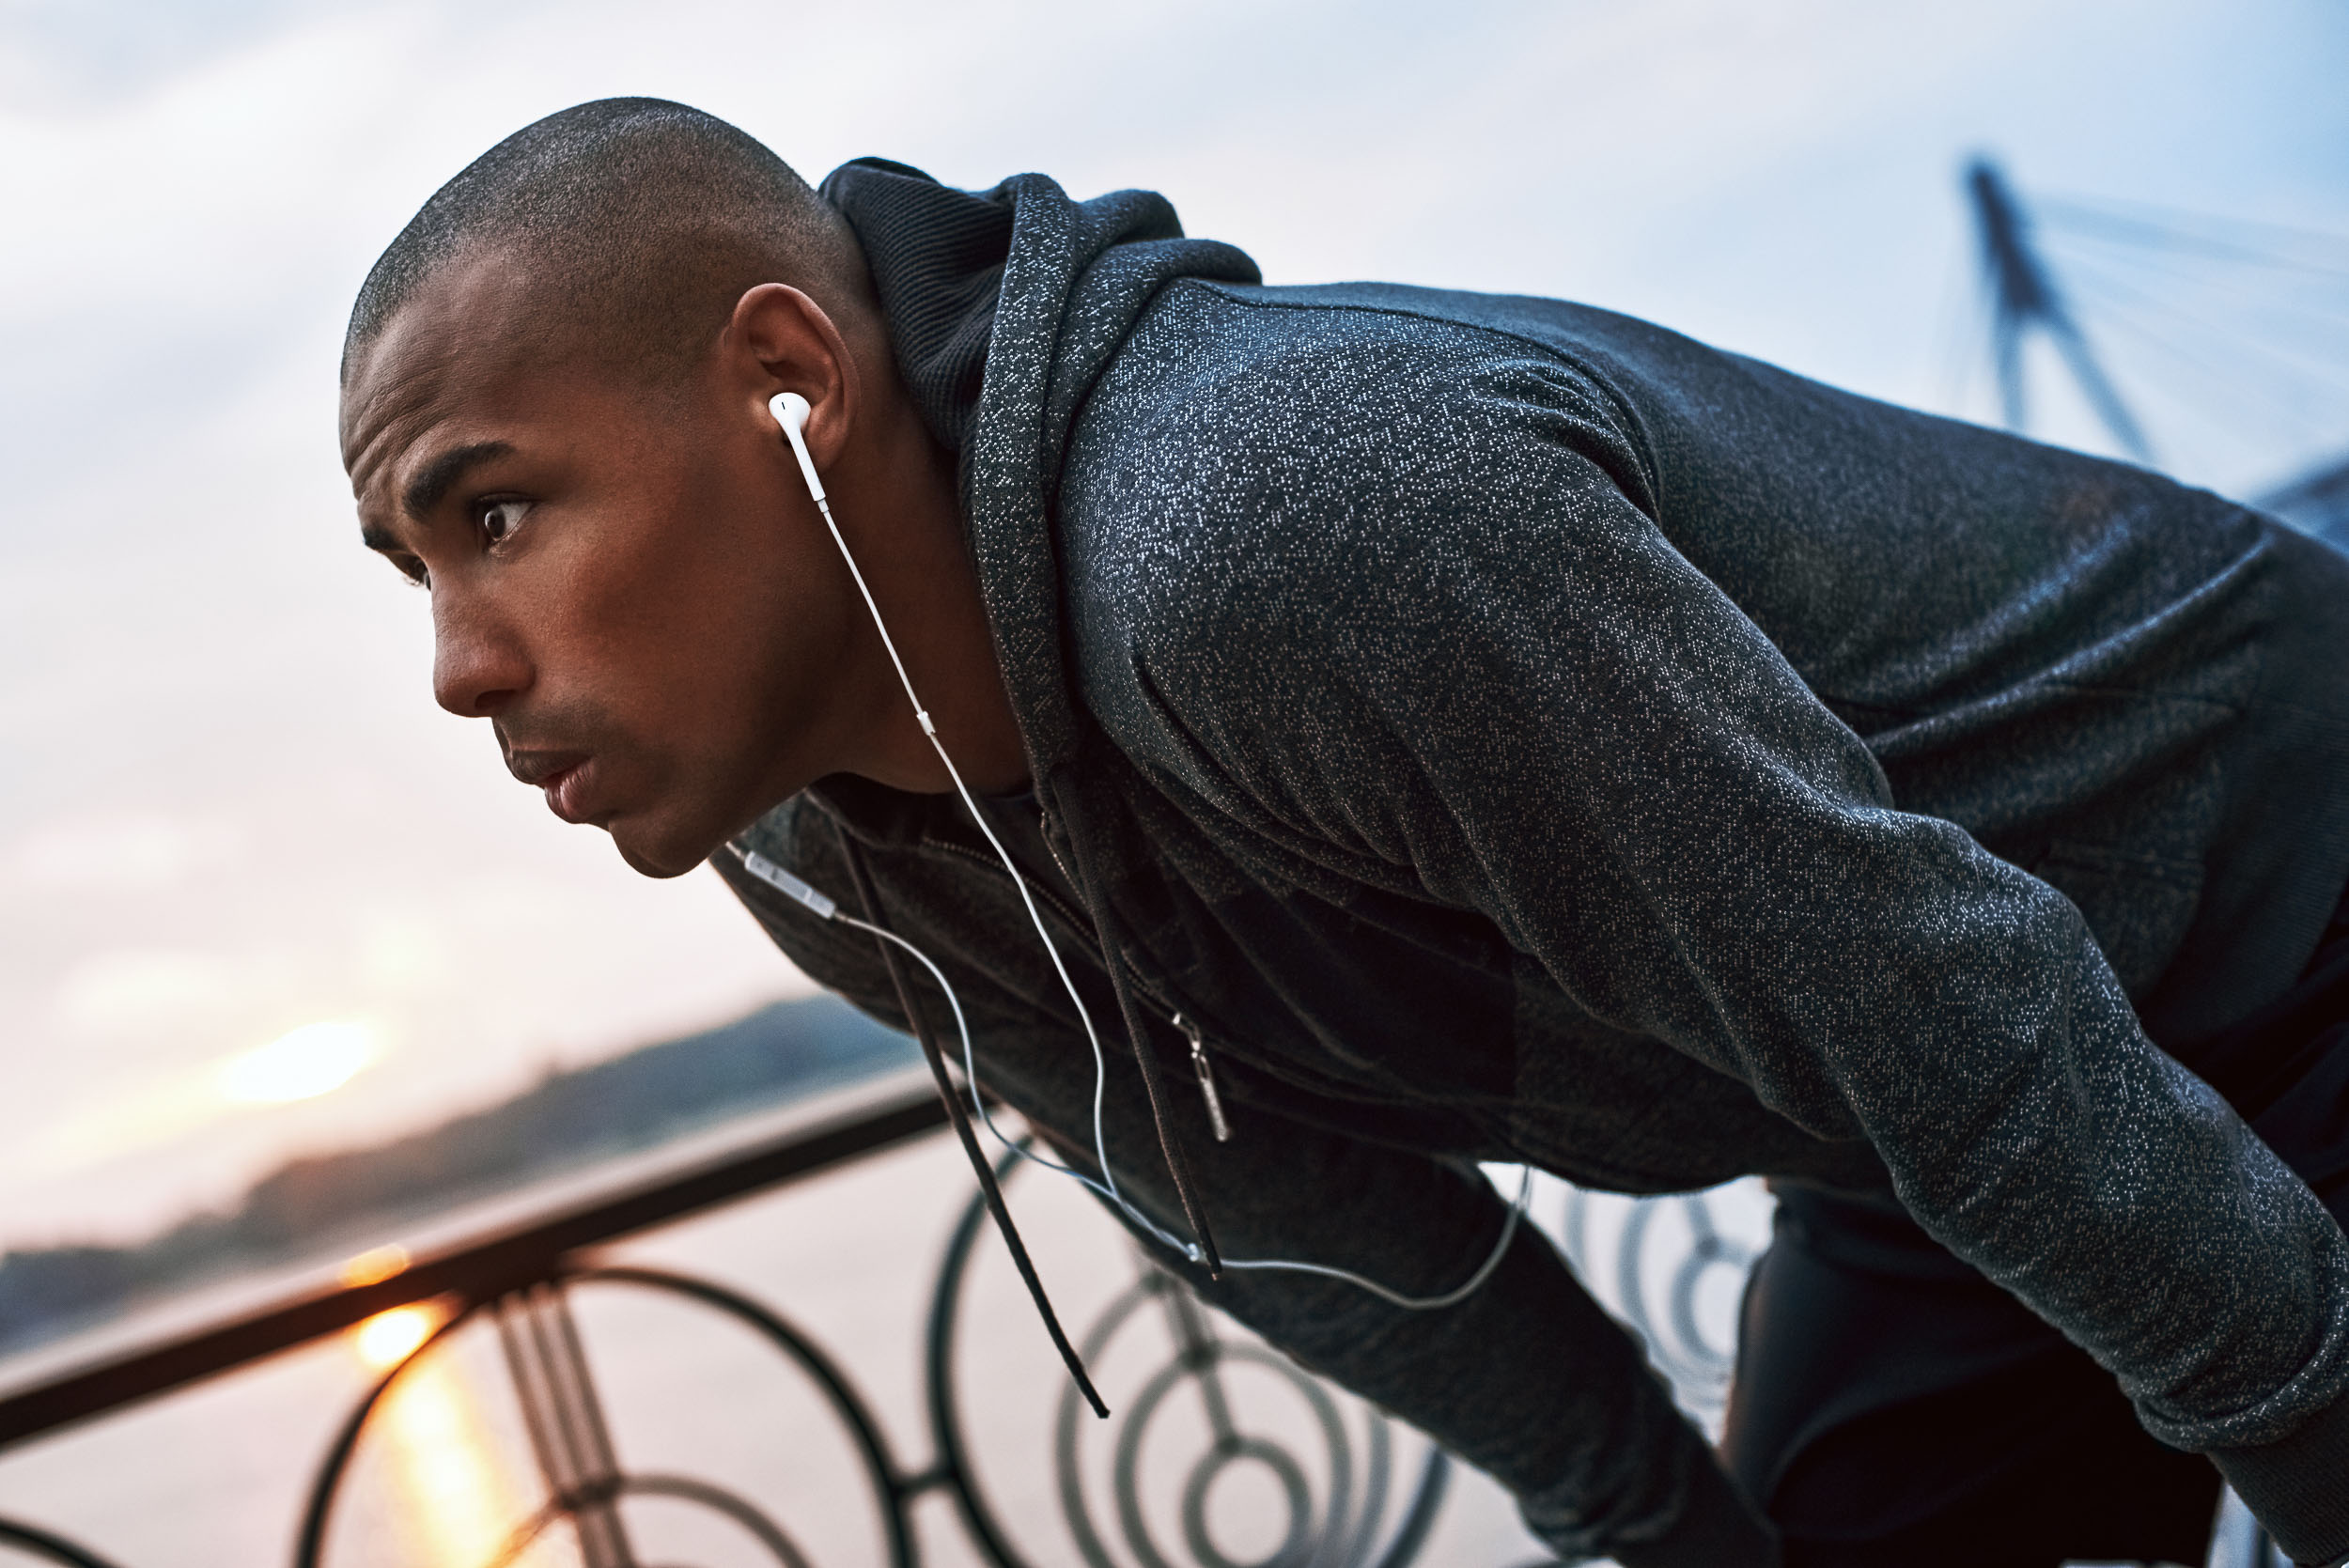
[1035,803,1082,891]
[1174,1013,1233,1144]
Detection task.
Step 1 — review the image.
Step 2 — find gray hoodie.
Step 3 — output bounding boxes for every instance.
[721,161,2349,1563]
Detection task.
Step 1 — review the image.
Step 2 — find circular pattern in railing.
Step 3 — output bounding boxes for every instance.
[926,1152,1449,1568]
[1555,1181,1771,1418]
[297,1266,911,1568]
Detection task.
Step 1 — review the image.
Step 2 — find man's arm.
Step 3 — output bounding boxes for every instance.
[714,809,1776,1565]
[1113,335,2349,1559]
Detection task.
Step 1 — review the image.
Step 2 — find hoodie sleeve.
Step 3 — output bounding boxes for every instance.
[1108,318,2349,1561]
[712,811,1777,1565]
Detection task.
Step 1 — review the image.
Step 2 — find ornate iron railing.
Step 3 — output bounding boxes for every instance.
[1558,1186,1763,1423]
[0,1080,2285,1568]
[0,1080,1458,1568]
[289,1171,1451,1567]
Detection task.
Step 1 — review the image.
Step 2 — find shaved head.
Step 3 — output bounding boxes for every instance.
[343,97,871,387]
[337,99,1016,879]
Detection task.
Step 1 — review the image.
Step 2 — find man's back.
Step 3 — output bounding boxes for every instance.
[1060,274,2349,1035]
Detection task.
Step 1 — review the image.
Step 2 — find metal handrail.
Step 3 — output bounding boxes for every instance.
[0,1073,947,1452]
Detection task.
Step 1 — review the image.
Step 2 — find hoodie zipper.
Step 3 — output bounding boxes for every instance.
[916,797,1225,1272]
[922,834,1237,1146]
[1174,1013,1233,1143]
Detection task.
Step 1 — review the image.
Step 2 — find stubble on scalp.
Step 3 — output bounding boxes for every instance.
[342,97,875,406]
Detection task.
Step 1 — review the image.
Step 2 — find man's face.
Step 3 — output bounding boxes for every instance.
[340,256,858,877]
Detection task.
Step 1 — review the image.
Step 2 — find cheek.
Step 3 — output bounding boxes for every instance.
[561,469,836,753]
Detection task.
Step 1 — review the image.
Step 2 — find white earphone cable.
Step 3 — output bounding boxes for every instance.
[740,394,1529,1307]
[789,442,1163,1257]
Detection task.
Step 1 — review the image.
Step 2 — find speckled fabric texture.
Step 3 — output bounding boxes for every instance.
[733,162,2349,1561]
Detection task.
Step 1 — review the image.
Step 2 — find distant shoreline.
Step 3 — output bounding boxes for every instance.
[0,996,915,1360]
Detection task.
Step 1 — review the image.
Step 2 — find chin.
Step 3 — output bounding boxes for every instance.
[608,817,723,879]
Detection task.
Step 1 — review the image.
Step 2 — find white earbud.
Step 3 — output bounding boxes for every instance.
[769,391,826,505]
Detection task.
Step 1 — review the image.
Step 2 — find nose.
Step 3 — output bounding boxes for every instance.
[430,589,530,719]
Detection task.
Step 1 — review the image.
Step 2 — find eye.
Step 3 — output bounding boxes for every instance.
[476,498,534,545]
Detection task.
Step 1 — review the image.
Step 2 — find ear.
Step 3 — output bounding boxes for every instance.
[724,283,862,471]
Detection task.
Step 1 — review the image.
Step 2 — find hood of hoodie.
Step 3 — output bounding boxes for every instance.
[818,159,1260,789]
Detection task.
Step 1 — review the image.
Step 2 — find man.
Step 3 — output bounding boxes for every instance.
[339,96,2349,1565]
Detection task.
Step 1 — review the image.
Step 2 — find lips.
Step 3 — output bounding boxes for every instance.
[542,758,594,824]
[506,750,596,823]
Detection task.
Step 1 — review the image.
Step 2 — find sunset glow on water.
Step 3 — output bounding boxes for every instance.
[373,1353,525,1565]
[344,1304,533,1566]
[351,1304,438,1372]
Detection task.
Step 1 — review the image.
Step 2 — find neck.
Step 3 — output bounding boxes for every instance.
[828,385,1030,797]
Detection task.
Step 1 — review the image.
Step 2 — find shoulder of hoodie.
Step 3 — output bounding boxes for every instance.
[1054,277,1670,666]
[1066,276,1669,482]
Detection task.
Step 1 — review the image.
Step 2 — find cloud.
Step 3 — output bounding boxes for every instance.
[10,813,246,895]
[49,947,251,1039]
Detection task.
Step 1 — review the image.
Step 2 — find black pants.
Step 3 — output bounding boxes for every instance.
[1721,893,2349,1568]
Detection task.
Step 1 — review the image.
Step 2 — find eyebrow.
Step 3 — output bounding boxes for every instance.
[402,440,514,520]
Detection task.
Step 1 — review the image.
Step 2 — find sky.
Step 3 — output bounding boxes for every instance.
[2,0,2344,1246]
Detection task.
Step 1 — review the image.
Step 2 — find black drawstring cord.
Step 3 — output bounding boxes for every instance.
[832,822,1110,1420]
